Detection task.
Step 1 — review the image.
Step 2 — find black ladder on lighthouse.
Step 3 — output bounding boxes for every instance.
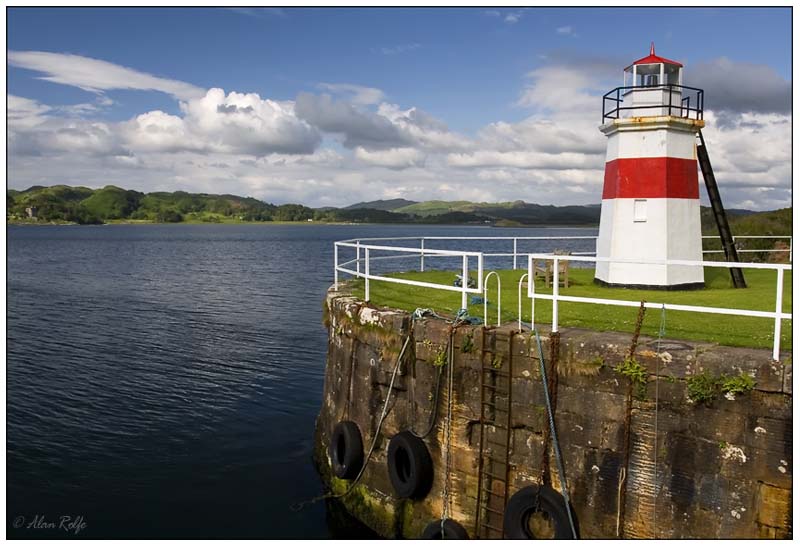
[696,130,747,288]
[474,327,514,539]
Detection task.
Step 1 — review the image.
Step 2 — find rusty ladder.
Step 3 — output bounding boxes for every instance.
[474,328,514,539]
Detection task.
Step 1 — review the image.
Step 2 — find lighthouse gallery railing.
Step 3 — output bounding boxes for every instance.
[602,83,704,123]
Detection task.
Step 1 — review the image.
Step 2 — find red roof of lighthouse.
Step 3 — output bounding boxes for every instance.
[627,43,683,68]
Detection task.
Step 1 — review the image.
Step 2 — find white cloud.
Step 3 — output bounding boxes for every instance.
[6,51,791,211]
[505,11,522,24]
[8,50,205,100]
[317,83,385,105]
[354,146,425,169]
[121,110,205,153]
[8,95,50,129]
[180,88,320,155]
[556,25,576,36]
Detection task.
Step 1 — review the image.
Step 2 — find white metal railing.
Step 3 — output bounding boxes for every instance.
[336,235,792,276]
[701,235,793,260]
[332,236,792,359]
[483,271,501,327]
[335,241,484,309]
[525,253,792,361]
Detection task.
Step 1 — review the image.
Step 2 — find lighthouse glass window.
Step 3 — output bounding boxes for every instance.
[633,199,647,222]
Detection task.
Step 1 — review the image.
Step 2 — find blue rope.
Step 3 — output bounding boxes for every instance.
[532,328,578,539]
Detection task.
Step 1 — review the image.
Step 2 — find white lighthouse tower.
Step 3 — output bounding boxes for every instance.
[595,44,705,289]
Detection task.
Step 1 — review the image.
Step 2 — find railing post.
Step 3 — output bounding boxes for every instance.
[420,238,425,272]
[772,268,784,361]
[513,238,518,270]
[552,258,559,333]
[356,240,361,276]
[365,248,370,302]
[789,237,793,262]
[334,243,339,291]
[461,255,468,310]
[477,253,484,294]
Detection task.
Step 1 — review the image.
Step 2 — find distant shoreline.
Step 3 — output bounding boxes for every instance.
[8,219,601,228]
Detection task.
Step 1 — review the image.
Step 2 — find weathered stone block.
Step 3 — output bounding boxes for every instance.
[755,482,791,533]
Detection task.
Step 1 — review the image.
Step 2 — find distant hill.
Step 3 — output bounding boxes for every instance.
[6,185,310,224]
[343,198,418,211]
[8,184,787,231]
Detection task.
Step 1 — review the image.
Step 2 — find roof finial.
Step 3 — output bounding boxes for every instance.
[650,42,655,55]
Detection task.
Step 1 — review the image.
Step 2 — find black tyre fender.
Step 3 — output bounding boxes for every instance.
[329,421,363,480]
[503,484,578,539]
[387,430,433,499]
[420,519,470,539]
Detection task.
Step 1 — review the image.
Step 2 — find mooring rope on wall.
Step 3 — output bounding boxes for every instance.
[440,329,456,537]
[533,328,578,539]
[409,357,444,439]
[290,334,411,512]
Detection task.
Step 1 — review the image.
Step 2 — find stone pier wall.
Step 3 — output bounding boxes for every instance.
[313,287,792,539]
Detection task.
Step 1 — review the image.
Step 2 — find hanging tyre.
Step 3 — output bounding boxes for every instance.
[329,421,363,480]
[387,430,433,499]
[420,519,470,539]
[503,485,577,539]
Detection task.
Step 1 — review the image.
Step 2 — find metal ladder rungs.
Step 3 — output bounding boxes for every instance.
[481,385,509,395]
[480,470,508,482]
[479,522,504,533]
[481,486,505,497]
[480,505,505,516]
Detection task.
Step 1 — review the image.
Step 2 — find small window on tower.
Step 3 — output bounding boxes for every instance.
[634,199,647,222]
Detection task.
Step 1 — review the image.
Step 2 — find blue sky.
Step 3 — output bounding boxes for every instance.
[7,7,793,209]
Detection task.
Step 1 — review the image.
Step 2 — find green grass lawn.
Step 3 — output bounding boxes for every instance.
[343,267,792,351]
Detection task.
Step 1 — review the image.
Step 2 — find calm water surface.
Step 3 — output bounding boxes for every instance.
[7,223,596,538]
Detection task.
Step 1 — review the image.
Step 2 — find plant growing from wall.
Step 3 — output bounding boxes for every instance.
[720,373,756,396]
[686,372,757,405]
[461,333,474,354]
[433,346,448,367]
[491,355,503,370]
[615,357,648,399]
[686,372,720,405]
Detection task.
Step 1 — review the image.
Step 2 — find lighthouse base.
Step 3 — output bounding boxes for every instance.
[594,197,705,288]
[593,277,705,291]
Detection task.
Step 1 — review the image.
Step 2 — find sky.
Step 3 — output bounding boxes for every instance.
[6,7,793,210]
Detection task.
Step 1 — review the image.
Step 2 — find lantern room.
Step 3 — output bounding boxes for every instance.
[623,42,683,87]
[619,43,685,119]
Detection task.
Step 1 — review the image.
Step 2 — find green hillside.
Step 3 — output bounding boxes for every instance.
[7,185,284,224]
[343,198,418,211]
[703,207,792,262]
[6,184,790,232]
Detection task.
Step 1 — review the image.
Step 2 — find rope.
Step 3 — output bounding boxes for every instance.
[409,357,444,439]
[344,337,358,421]
[653,304,666,539]
[616,467,626,537]
[440,329,456,536]
[532,328,578,539]
[290,334,411,512]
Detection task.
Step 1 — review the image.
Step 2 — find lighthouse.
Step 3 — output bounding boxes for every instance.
[595,44,705,289]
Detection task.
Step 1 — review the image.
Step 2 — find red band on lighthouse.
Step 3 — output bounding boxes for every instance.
[602,157,699,199]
